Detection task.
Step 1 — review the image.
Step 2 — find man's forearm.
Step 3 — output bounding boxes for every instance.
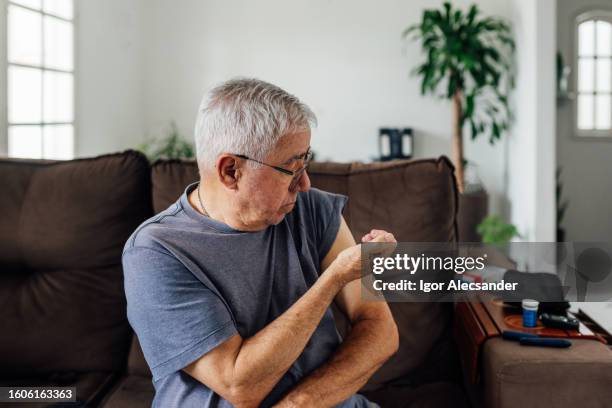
[275,315,398,407]
[231,264,345,404]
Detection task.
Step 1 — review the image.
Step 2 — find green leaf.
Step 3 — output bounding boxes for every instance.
[139,122,195,161]
[453,9,463,25]
[466,5,479,25]
[470,118,478,140]
[464,92,475,118]
[477,215,521,244]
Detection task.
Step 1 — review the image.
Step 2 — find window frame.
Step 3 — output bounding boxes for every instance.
[2,0,78,159]
[573,10,612,139]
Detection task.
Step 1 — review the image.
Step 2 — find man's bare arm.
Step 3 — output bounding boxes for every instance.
[273,288,398,407]
[274,220,400,407]
[183,222,393,408]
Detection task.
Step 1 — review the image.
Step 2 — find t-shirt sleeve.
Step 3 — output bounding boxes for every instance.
[301,188,348,261]
[122,246,238,382]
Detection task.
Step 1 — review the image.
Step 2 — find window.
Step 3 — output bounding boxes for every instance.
[575,12,612,137]
[6,0,74,159]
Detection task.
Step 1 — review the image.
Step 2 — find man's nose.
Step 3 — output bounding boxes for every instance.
[297,171,311,192]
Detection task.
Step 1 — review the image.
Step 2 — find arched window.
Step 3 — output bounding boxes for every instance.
[575,11,612,137]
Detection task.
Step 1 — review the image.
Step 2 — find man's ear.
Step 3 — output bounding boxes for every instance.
[215,154,241,190]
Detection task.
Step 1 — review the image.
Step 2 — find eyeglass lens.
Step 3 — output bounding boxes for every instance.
[289,166,308,191]
[288,152,312,191]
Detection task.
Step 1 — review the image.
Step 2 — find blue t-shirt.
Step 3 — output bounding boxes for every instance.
[122,183,372,408]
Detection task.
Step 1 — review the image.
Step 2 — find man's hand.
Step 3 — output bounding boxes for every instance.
[330,229,397,286]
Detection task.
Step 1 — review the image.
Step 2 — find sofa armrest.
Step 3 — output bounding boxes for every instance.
[481,337,612,408]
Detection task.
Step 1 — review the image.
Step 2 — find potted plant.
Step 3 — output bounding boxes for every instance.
[138,122,195,161]
[477,215,520,245]
[404,2,515,240]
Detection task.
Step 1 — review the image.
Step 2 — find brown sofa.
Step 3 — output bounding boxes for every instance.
[1,150,611,408]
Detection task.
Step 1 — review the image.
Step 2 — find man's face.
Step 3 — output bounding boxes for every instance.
[236,130,312,229]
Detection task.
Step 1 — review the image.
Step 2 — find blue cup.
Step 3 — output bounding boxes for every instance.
[522,299,539,328]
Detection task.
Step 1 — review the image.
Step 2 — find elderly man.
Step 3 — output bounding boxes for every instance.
[122,78,399,408]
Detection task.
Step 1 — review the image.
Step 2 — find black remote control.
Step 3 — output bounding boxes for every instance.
[540,313,580,331]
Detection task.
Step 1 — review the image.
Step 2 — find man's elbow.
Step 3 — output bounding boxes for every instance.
[225,384,265,408]
[193,372,266,408]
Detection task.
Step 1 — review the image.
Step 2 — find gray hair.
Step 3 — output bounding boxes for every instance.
[194,78,317,170]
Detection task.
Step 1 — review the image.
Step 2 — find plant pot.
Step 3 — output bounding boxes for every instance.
[458,190,489,242]
[557,228,565,242]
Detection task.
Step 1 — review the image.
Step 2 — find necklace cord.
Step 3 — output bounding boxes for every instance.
[197,183,208,216]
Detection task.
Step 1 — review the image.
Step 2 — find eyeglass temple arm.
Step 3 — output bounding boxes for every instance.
[234,154,295,176]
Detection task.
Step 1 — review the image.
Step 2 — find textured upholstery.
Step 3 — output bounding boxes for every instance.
[482,337,612,408]
[150,158,199,214]
[0,151,153,405]
[320,159,458,243]
[97,375,154,408]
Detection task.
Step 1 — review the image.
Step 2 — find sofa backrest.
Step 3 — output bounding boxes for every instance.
[0,151,153,376]
[0,151,459,387]
[150,158,458,240]
[146,156,459,388]
[308,159,458,242]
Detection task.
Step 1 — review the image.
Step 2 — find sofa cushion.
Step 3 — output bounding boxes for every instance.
[482,337,612,408]
[0,158,50,269]
[342,158,457,242]
[98,375,155,408]
[150,159,198,213]
[127,336,151,377]
[361,381,469,408]
[0,151,153,375]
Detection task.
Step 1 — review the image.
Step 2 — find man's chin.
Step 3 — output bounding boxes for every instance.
[269,204,295,225]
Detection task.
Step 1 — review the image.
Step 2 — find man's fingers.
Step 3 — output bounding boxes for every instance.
[369,229,387,238]
[362,230,396,243]
[370,232,395,243]
[362,232,397,261]
[362,229,385,241]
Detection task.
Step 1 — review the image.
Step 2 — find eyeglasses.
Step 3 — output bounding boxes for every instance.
[234,149,313,192]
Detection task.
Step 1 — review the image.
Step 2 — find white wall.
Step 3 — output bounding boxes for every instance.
[4,0,557,234]
[140,0,512,216]
[75,0,145,156]
[557,0,612,242]
[507,0,557,242]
